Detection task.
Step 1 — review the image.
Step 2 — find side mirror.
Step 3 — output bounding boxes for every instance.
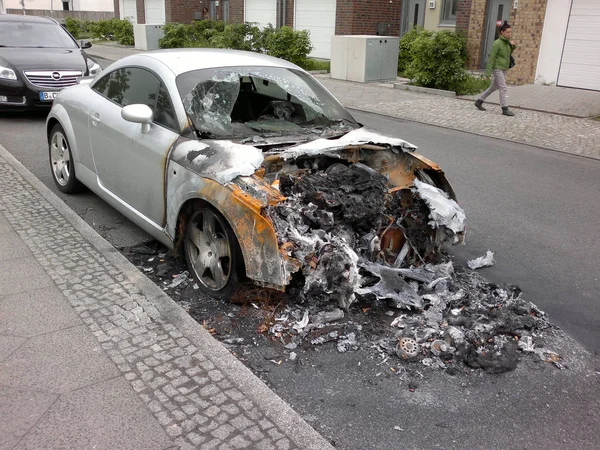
[121,104,154,133]
[80,40,92,49]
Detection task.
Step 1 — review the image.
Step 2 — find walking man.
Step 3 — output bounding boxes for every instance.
[475,21,516,116]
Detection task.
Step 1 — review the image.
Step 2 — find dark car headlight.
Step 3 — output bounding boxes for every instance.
[0,65,17,81]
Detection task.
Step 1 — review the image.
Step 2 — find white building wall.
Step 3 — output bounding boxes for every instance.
[5,0,113,10]
[535,0,572,86]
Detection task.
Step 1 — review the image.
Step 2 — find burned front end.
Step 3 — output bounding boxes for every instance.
[248,132,466,309]
[169,65,466,309]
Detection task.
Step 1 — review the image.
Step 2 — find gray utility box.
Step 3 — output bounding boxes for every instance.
[134,24,164,51]
[330,35,400,83]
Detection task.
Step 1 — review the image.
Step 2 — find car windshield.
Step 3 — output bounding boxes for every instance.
[176,66,359,140]
[0,21,77,48]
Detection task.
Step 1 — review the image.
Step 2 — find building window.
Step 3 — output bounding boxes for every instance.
[441,0,458,25]
[62,1,70,11]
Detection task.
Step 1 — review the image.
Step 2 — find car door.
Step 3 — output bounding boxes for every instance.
[88,66,180,227]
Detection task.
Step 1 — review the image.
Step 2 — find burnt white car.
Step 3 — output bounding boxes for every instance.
[47,49,465,308]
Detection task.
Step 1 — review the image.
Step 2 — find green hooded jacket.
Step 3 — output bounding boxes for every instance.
[485,35,516,76]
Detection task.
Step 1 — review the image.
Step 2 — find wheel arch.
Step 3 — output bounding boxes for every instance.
[46,105,81,164]
[166,165,291,290]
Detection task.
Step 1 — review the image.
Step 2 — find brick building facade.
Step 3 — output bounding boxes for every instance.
[457,0,548,85]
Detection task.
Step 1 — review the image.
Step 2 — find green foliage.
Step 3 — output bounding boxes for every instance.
[64,17,90,39]
[158,21,313,68]
[455,75,491,95]
[404,29,469,92]
[304,59,330,72]
[397,27,431,73]
[88,19,134,46]
[262,26,312,67]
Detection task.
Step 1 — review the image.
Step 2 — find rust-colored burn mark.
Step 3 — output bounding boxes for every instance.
[380,224,406,264]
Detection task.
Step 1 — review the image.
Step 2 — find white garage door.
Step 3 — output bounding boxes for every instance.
[245,0,277,29]
[557,0,600,90]
[145,0,166,25]
[294,0,336,59]
[120,0,137,23]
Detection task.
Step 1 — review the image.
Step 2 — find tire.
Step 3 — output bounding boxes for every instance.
[49,124,83,194]
[183,206,244,299]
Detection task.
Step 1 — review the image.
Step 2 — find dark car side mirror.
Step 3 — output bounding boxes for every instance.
[80,40,92,49]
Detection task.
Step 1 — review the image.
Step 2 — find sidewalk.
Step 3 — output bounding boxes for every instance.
[0,146,333,449]
[87,43,600,160]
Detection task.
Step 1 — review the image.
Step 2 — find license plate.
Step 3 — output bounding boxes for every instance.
[39,91,59,101]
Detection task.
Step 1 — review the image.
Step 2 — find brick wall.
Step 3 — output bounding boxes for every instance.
[136,0,146,24]
[336,0,401,36]
[230,0,244,23]
[465,0,487,70]
[456,0,472,34]
[506,0,547,85]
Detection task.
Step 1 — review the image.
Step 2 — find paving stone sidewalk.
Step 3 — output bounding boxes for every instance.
[0,146,333,450]
[87,44,600,161]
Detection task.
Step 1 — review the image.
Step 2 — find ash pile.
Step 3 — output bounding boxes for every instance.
[261,261,559,374]
[256,163,560,374]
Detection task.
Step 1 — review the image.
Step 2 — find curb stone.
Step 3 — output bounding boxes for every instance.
[0,144,334,450]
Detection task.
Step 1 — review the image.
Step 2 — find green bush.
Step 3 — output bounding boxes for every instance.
[158,21,313,68]
[397,27,431,74]
[64,17,89,39]
[405,29,468,92]
[456,75,491,95]
[89,19,134,46]
[209,23,262,52]
[263,26,312,68]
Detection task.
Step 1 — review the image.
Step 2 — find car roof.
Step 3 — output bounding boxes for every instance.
[128,48,301,76]
[0,14,57,24]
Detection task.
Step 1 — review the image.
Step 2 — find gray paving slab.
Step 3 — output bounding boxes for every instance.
[0,286,83,337]
[0,385,58,450]
[0,325,119,394]
[0,256,54,296]
[17,377,172,450]
[0,228,32,262]
[0,142,333,448]
[0,334,26,363]
[0,211,12,233]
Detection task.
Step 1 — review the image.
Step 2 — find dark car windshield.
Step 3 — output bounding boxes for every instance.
[176,66,359,140]
[0,21,77,48]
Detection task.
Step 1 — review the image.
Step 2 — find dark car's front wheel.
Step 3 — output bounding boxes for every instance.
[49,124,82,194]
[183,206,243,299]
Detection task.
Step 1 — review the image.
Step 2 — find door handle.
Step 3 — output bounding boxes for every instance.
[90,112,100,126]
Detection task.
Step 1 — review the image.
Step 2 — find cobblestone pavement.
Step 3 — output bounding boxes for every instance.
[316,76,600,160]
[459,83,600,118]
[0,148,332,450]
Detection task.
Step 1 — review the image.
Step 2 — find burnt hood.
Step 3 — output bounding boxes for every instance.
[0,48,89,72]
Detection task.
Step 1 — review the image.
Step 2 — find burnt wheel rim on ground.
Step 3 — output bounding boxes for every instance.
[184,209,233,292]
[50,131,71,187]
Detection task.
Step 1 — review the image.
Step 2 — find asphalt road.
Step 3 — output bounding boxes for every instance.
[0,94,598,449]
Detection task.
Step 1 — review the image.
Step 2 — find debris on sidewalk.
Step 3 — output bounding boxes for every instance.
[467,251,495,270]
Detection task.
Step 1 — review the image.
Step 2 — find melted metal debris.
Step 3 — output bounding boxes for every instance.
[267,163,466,310]
[280,128,417,160]
[267,261,557,374]
[467,250,495,270]
[412,179,466,238]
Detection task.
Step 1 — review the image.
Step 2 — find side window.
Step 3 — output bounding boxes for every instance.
[154,84,179,131]
[92,67,178,131]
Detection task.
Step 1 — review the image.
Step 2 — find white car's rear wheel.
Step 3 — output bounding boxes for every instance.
[183,207,242,298]
[49,124,82,194]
